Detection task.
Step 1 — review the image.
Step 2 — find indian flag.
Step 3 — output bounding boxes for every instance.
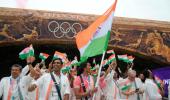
[39,53,49,61]
[107,50,115,54]
[19,44,34,60]
[53,51,67,63]
[63,61,71,68]
[102,59,108,67]
[107,54,116,64]
[127,56,135,63]
[121,84,132,91]
[154,75,163,89]
[75,0,118,61]
[61,66,71,73]
[120,80,132,91]
[71,58,79,66]
[117,54,128,62]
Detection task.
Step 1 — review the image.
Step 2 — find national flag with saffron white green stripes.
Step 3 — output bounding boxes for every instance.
[71,57,79,66]
[121,84,132,91]
[107,54,116,64]
[53,51,67,63]
[154,75,163,90]
[71,60,78,66]
[107,49,115,54]
[19,44,34,60]
[119,80,132,91]
[61,66,71,73]
[118,55,135,63]
[75,0,118,61]
[117,54,128,62]
[39,53,49,61]
[127,56,135,63]
[102,54,116,66]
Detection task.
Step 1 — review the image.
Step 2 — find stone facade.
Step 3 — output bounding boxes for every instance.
[0,7,170,64]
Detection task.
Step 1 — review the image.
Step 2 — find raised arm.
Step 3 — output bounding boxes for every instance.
[21,56,35,76]
[104,61,117,78]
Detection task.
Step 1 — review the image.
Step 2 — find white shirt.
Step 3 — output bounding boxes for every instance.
[20,65,30,77]
[103,70,121,100]
[119,78,144,100]
[144,79,162,100]
[0,77,21,100]
[20,65,39,100]
[19,75,39,100]
[0,65,30,100]
[69,76,76,100]
[34,72,70,100]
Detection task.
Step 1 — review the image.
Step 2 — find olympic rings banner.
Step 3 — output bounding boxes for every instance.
[48,21,83,39]
[0,17,88,42]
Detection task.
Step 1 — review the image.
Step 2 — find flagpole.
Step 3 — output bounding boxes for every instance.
[92,51,106,100]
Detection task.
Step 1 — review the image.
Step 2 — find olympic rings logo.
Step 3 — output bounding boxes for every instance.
[48,21,83,39]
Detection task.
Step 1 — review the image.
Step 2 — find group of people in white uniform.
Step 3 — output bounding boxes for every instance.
[0,55,169,100]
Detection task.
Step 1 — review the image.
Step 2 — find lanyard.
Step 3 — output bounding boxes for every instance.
[50,73,62,100]
[7,77,23,100]
[45,75,62,100]
[35,87,39,100]
[45,80,53,100]
[134,80,140,100]
[82,75,90,88]
[113,80,122,98]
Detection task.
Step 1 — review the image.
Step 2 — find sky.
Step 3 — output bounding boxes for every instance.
[0,0,170,22]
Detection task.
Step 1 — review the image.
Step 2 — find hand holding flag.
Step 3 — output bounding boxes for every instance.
[26,56,35,65]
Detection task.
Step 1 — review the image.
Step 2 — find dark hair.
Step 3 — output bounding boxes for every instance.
[77,61,89,76]
[52,58,63,65]
[11,64,22,71]
[143,70,150,82]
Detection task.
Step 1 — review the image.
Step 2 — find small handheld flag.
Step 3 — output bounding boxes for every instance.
[53,51,67,63]
[107,50,115,54]
[127,56,135,63]
[117,54,128,62]
[39,53,49,61]
[19,44,34,60]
